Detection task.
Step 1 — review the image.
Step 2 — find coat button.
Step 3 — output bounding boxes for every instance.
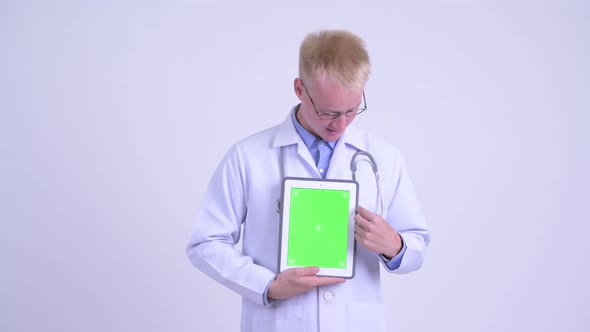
[323,291,333,300]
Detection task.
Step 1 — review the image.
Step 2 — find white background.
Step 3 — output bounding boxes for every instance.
[1,1,588,331]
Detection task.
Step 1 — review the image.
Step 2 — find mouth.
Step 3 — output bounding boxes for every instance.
[326,128,342,137]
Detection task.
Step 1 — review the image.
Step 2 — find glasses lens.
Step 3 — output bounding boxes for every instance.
[313,91,366,119]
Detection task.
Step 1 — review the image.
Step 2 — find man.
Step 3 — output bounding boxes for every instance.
[187,29,430,332]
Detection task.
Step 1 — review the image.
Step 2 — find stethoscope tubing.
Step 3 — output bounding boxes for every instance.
[275,147,384,217]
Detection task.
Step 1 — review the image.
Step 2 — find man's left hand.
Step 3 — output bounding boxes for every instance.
[354,206,402,258]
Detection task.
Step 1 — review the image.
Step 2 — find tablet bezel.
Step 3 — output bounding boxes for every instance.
[278,177,358,278]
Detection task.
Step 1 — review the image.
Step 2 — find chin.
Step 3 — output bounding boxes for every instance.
[323,133,341,142]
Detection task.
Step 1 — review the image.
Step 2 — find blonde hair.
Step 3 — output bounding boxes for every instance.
[299,30,371,88]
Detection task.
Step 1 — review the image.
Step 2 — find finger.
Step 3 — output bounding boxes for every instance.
[354,225,371,241]
[356,206,375,221]
[356,205,368,215]
[316,277,346,285]
[294,266,320,277]
[354,213,369,228]
[355,222,378,240]
[354,231,363,243]
[355,231,378,252]
[354,223,366,236]
[355,215,375,233]
[353,214,362,226]
[306,276,346,286]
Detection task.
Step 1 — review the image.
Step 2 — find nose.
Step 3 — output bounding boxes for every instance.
[334,114,348,130]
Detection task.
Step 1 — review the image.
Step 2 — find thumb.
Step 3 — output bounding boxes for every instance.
[298,266,320,276]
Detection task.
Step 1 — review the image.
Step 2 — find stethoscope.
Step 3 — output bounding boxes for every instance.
[350,150,384,216]
[275,147,384,217]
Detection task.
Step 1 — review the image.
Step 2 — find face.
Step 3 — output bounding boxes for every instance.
[294,75,364,142]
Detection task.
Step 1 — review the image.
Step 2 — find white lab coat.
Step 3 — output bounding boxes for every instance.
[187,110,430,332]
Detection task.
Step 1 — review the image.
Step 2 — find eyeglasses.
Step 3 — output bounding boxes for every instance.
[303,85,367,120]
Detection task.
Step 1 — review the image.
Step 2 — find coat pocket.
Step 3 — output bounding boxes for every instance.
[347,301,388,332]
[252,304,304,332]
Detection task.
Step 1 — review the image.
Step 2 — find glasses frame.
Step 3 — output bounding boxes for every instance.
[303,84,367,120]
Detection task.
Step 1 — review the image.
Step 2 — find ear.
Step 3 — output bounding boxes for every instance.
[293,78,305,101]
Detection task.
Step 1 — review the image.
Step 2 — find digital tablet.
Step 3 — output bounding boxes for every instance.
[278,177,358,278]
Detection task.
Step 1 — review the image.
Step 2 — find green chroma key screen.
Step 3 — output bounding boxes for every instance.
[287,187,350,269]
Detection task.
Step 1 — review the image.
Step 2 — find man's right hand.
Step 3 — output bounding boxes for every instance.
[267,267,346,300]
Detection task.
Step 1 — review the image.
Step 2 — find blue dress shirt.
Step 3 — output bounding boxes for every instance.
[291,106,406,270]
[291,107,336,178]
